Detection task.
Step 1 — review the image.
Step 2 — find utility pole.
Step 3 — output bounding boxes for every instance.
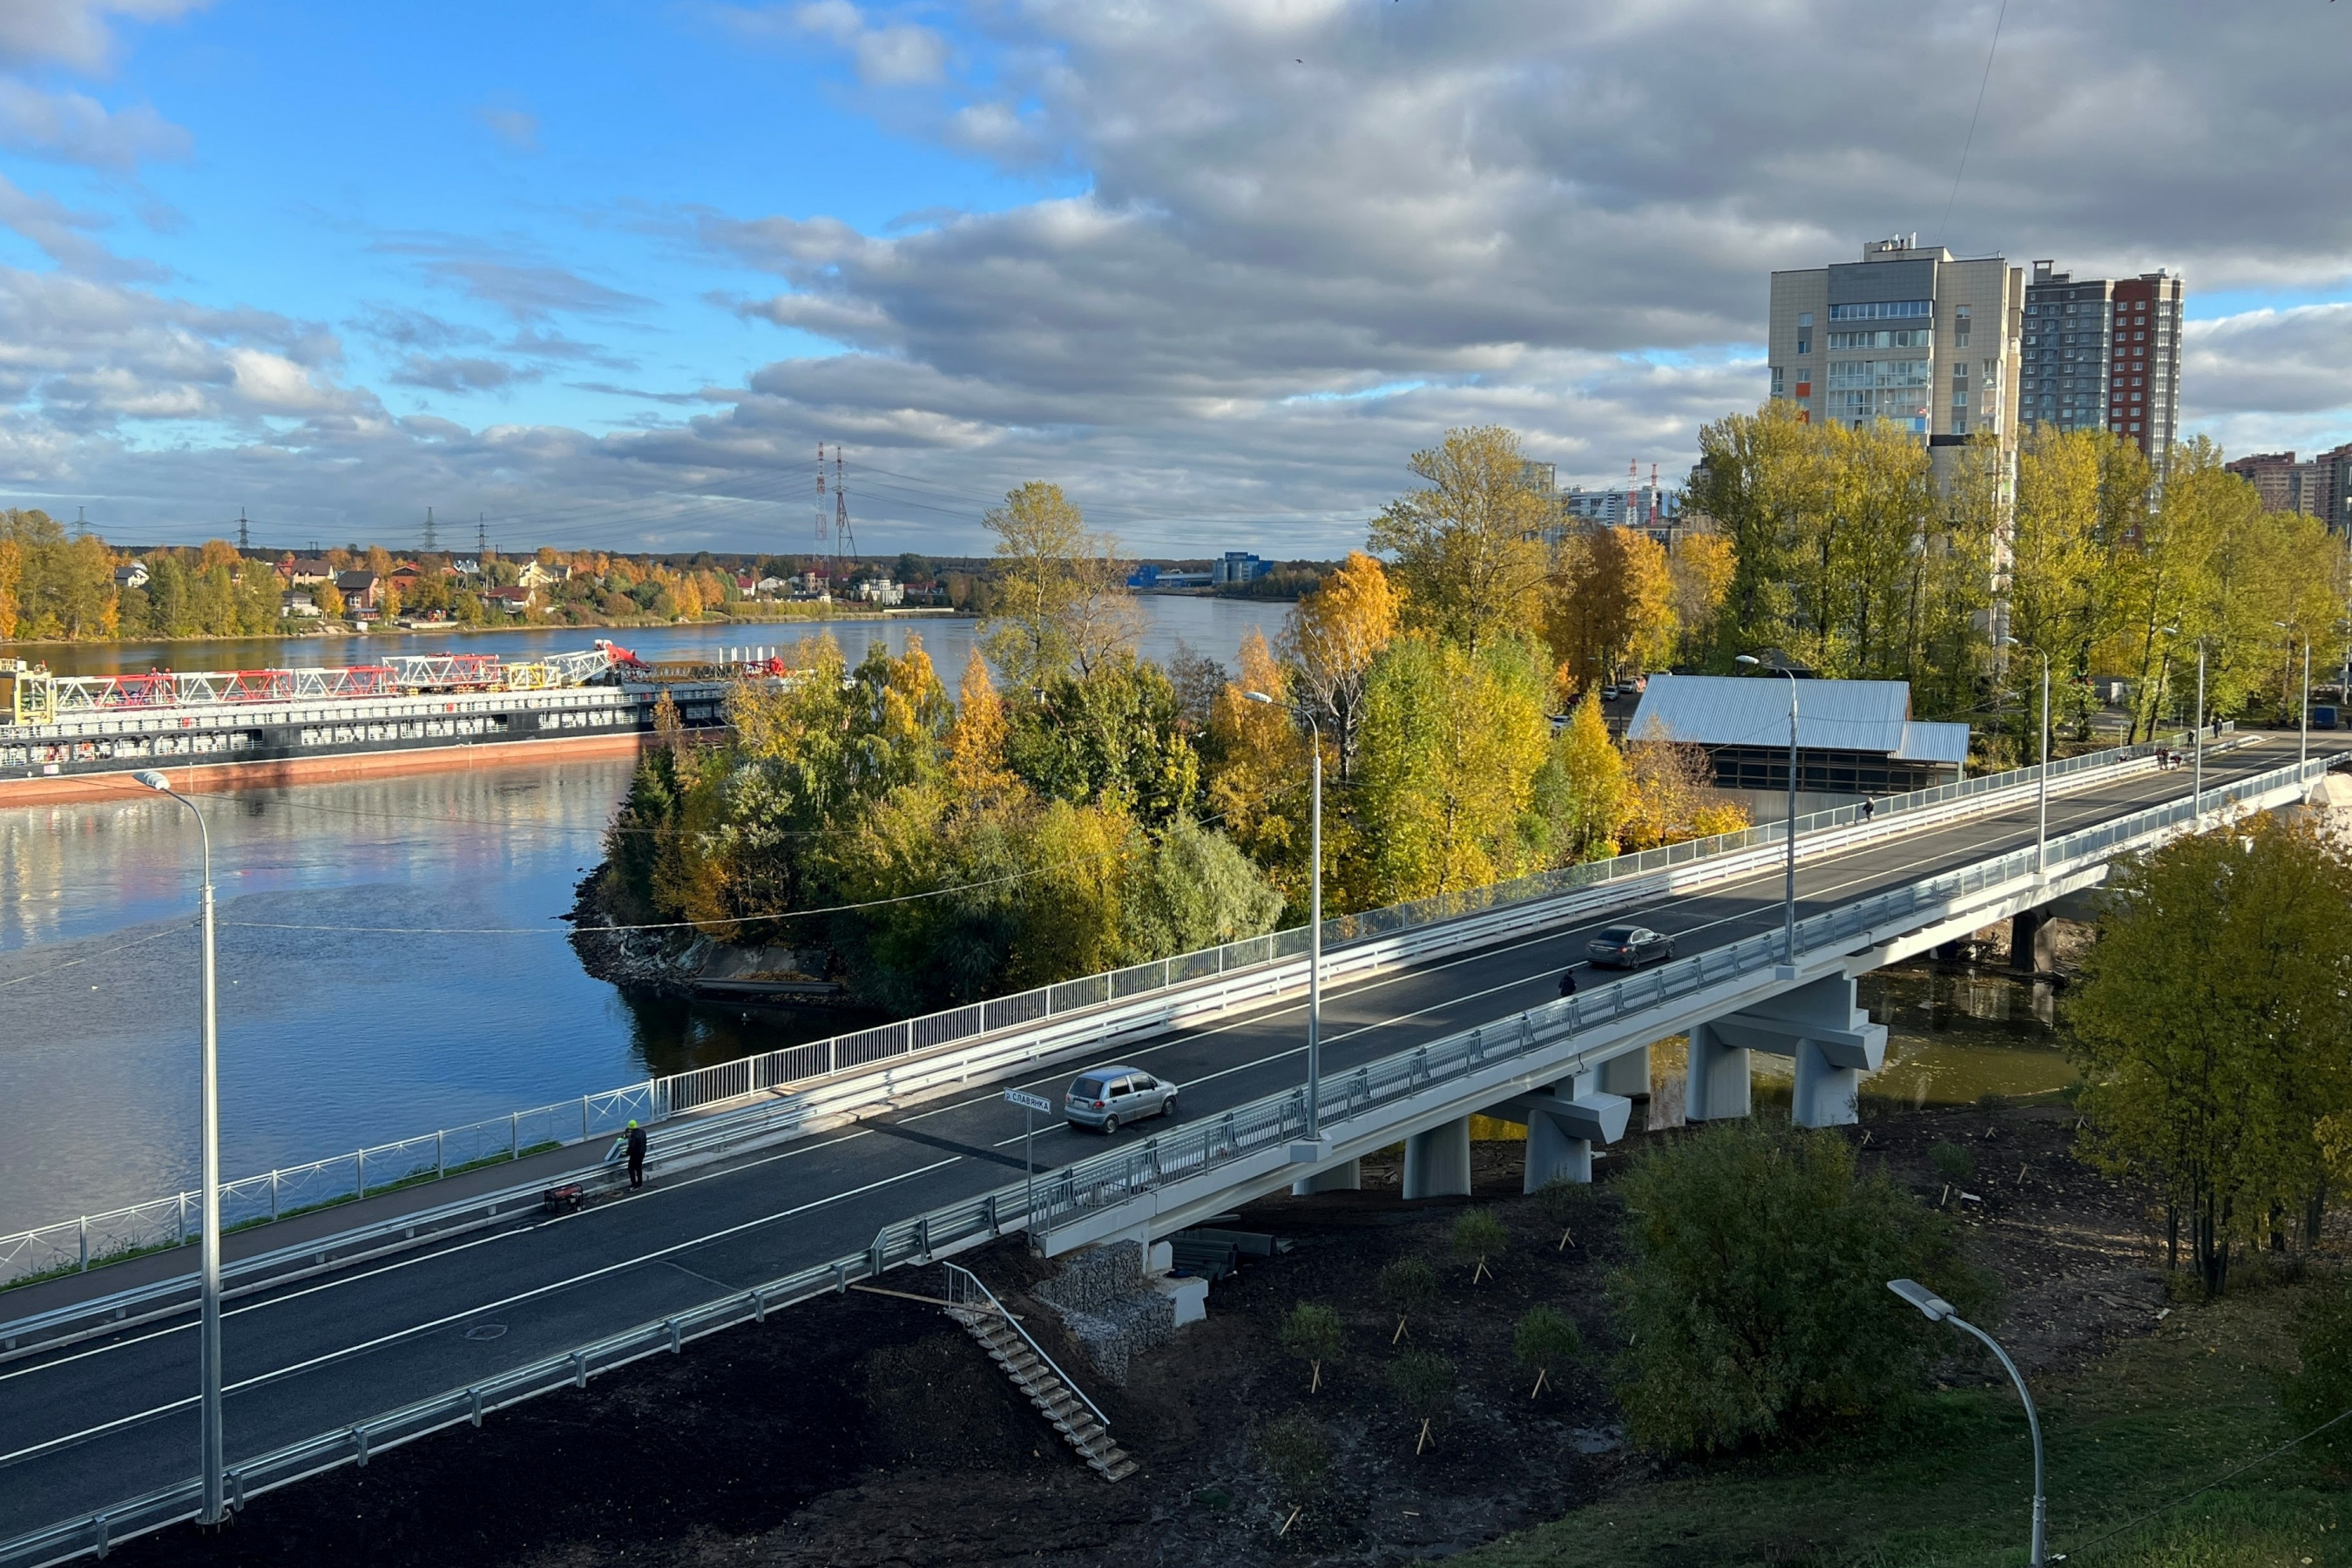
[477,515,488,558]
[237,508,248,552]
[423,506,438,553]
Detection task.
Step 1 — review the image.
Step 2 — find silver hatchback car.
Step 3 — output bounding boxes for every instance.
[1065,1064,1179,1133]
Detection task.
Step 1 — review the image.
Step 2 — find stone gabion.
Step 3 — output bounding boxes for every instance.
[1035,1241,1173,1387]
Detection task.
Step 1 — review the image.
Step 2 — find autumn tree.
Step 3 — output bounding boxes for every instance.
[1543,525,1674,695]
[1544,689,1630,862]
[2070,816,2352,1295]
[1666,531,1735,669]
[1205,629,1315,912]
[979,481,1138,694]
[1348,633,1552,903]
[1369,426,1551,654]
[1281,550,1399,780]
[1619,729,1747,851]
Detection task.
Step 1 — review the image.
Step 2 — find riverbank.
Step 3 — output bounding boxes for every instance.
[114,1073,2342,1568]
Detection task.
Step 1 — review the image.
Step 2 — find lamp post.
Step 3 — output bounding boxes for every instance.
[2194,638,2207,822]
[2275,620,2310,768]
[1997,639,2051,876]
[135,769,224,1526]
[1735,655,1799,964]
[1889,1279,2044,1565]
[1245,691,1321,1139]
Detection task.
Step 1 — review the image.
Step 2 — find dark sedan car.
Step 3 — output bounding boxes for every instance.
[1586,924,1673,969]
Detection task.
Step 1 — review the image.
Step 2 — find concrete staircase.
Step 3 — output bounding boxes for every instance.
[943,1270,1135,1482]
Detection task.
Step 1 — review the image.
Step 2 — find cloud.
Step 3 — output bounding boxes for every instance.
[0,0,208,73]
[476,103,540,154]
[0,171,162,280]
[370,233,652,323]
[717,3,949,85]
[2185,306,2352,419]
[389,354,541,395]
[0,80,190,168]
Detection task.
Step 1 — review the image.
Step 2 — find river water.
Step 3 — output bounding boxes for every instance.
[0,599,1291,1233]
[0,598,2072,1235]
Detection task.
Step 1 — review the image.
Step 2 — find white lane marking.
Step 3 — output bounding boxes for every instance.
[0,1156,961,1469]
[0,1124,889,1386]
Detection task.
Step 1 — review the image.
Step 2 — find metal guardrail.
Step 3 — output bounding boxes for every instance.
[0,740,2319,1568]
[0,723,2224,1289]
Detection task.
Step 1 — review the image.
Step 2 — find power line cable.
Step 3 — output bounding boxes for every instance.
[2051,1404,2352,1561]
[1937,0,2010,251]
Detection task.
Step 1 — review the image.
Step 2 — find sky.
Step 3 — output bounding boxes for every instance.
[1,0,2349,560]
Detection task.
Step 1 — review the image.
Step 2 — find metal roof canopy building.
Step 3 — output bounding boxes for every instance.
[1627,674,1971,798]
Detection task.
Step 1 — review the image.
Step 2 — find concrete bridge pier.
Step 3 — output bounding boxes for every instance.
[1598,1044,1650,1099]
[1291,1158,1361,1196]
[1490,1077,1635,1190]
[1703,975,1888,1128]
[1684,1021,1752,1122]
[2010,908,2044,974]
[1402,1118,1472,1199]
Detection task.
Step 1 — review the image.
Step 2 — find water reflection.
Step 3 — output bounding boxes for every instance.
[1855,965,2074,1107]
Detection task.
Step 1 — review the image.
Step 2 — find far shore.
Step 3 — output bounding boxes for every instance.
[0,605,973,655]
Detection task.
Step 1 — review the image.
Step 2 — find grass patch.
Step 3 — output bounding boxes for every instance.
[1463,1283,2347,1567]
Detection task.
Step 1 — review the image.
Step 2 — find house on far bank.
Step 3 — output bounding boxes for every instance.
[483,585,533,615]
[443,556,481,578]
[335,570,380,611]
[113,561,149,590]
[281,591,321,618]
[283,557,335,587]
[1626,673,1970,816]
[517,561,571,591]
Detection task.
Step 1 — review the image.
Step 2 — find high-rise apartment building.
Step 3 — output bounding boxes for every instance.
[2017,261,2183,470]
[2226,447,2352,532]
[1768,236,2024,476]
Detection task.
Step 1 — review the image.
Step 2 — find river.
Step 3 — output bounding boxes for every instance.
[0,598,2073,1235]
[0,599,1292,1233]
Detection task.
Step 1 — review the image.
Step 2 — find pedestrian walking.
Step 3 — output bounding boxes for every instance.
[1558,969,1578,998]
[625,1119,647,1190]
[1861,797,1875,821]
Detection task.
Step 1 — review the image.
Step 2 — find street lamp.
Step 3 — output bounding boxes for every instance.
[1889,1279,2045,1565]
[1735,654,1799,964]
[1244,691,1322,1140]
[1997,639,2051,877]
[134,769,225,1525]
[2274,620,2310,768]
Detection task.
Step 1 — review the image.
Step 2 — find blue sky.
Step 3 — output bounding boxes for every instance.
[2,1,2349,557]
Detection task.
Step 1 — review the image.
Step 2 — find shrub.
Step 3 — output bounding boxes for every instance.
[1513,1304,1584,1398]
[1388,1349,1456,1453]
[1533,1176,1597,1251]
[1256,1409,1331,1499]
[2281,1275,2352,1460]
[1610,1116,1992,1456]
[1280,1301,1345,1393]
[1929,1140,1977,1182]
[1453,1206,1509,1283]
[1376,1256,1438,1343]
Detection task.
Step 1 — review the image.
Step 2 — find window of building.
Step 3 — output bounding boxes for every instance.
[1797,333,1810,355]
[1798,313,1813,328]
[1954,304,1971,347]
[1772,367,1785,395]
[1828,300,1931,321]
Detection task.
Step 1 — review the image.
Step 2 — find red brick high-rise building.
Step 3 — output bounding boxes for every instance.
[2017,262,2183,471]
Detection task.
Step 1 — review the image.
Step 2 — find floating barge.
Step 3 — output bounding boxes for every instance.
[0,641,783,803]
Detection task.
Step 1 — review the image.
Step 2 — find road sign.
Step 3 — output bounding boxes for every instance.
[1004,1088,1052,1114]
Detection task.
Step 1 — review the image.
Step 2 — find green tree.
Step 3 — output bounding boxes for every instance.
[1388,1349,1456,1454]
[1611,1117,1989,1455]
[978,481,1136,693]
[1116,815,1285,964]
[1279,1301,1345,1393]
[1512,1304,1584,1398]
[1005,652,1200,828]
[2069,816,2352,1294]
[1369,425,1550,654]
[1376,1256,1437,1344]
[1451,1206,1508,1284]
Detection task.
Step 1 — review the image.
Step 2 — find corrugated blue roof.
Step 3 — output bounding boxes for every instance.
[1628,674,1968,763]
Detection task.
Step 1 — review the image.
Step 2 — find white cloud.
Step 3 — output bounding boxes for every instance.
[0,0,207,73]
[0,80,189,167]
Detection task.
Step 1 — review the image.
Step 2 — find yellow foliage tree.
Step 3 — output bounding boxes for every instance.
[1206,629,1315,909]
[1369,426,1551,654]
[1281,550,1399,779]
[1544,526,1675,696]
[1551,689,1630,862]
[946,647,1017,803]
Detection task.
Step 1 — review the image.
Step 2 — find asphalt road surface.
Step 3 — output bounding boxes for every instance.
[0,740,2305,1544]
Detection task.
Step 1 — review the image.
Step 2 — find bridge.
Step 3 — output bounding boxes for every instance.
[0,732,2333,1566]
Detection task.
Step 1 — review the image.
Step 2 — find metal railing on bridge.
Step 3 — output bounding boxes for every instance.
[0,722,2230,1291]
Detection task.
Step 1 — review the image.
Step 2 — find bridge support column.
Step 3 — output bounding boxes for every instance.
[1525,1112,1591,1187]
[1684,1023,1751,1122]
[1292,1158,1361,1196]
[1598,1045,1650,1099]
[2010,909,2044,975]
[1479,1084,1633,1192]
[1702,975,1888,1129]
[1402,1119,1471,1200]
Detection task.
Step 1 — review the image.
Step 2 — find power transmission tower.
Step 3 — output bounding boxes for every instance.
[476,515,487,557]
[73,506,87,539]
[815,442,830,592]
[237,508,249,551]
[423,506,438,552]
[835,447,857,569]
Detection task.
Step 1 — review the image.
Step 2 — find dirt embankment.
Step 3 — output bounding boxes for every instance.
[121,1091,2179,1568]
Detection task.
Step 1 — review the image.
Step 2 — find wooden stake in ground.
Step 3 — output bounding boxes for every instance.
[1393,1317,1408,1345]
[1309,1358,1321,1394]
[1529,1366,1549,1399]
[1280,1507,1301,1538]
[1415,1417,1434,1454]
[1557,1224,1574,1252]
